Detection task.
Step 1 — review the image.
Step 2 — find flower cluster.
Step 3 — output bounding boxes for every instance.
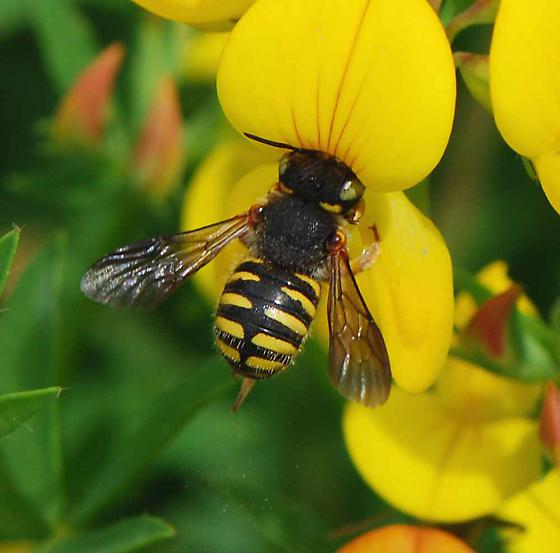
[126,0,559,549]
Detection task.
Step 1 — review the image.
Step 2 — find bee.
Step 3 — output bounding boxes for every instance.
[81,134,391,411]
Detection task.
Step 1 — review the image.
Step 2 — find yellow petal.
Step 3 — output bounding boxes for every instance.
[318,191,453,393]
[490,0,560,159]
[344,388,541,523]
[181,142,277,300]
[183,31,228,81]
[132,0,255,26]
[218,0,456,192]
[534,151,560,215]
[436,358,541,420]
[498,469,560,553]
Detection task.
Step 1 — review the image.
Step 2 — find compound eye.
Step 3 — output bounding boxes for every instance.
[339,178,365,203]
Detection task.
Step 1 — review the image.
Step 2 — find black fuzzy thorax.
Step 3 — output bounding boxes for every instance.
[256,196,337,274]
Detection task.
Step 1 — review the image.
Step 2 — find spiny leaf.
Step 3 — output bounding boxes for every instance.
[37,515,175,553]
[0,226,20,299]
[0,387,61,441]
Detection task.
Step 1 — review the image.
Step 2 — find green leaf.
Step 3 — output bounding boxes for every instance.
[25,0,97,93]
[0,226,20,298]
[0,387,61,441]
[454,52,491,113]
[70,359,233,525]
[0,0,28,41]
[37,515,175,553]
[0,237,66,527]
[128,17,186,133]
[446,0,499,42]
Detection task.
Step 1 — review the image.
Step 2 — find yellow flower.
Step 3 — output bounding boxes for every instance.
[217,0,456,193]
[490,0,560,214]
[498,469,560,553]
[132,0,255,29]
[338,524,474,553]
[182,133,453,393]
[183,32,229,81]
[182,0,456,393]
[343,261,542,522]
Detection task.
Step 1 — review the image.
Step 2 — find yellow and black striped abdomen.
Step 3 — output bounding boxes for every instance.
[214,258,321,379]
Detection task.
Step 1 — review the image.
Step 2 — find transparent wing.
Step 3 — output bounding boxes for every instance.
[81,214,249,310]
[327,250,391,407]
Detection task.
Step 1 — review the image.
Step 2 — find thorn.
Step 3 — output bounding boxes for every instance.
[231,378,256,413]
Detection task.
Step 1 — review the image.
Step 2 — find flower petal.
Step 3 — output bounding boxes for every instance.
[132,0,255,26]
[534,151,560,215]
[181,142,277,300]
[498,469,560,553]
[436,358,541,420]
[332,191,452,393]
[344,388,542,522]
[218,0,456,192]
[339,525,474,553]
[490,0,560,159]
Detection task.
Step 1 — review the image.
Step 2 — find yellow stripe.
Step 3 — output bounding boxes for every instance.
[246,356,286,371]
[216,338,240,362]
[220,292,252,309]
[251,333,297,355]
[319,202,343,213]
[264,307,307,336]
[281,286,316,318]
[245,256,263,264]
[215,316,244,339]
[295,273,321,297]
[228,271,260,283]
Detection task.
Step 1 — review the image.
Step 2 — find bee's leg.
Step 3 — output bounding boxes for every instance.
[231,377,256,413]
[350,224,381,275]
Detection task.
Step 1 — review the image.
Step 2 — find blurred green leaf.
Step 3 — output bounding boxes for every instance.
[0,0,28,41]
[37,515,174,553]
[446,0,499,42]
[128,17,186,134]
[206,478,331,553]
[440,0,474,25]
[0,387,61,441]
[0,225,20,298]
[0,237,66,527]
[25,0,97,93]
[70,359,233,525]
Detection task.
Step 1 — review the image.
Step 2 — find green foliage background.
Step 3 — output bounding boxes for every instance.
[0,0,559,551]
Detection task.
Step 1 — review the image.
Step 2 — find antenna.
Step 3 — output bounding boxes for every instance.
[244,132,301,151]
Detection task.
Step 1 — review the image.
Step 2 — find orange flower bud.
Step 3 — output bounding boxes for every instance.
[338,525,474,553]
[52,43,125,147]
[461,284,522,360]
[540,381,560,465]
[132,75,185,199]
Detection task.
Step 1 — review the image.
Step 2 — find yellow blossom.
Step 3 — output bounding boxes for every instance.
[182,0,456,394]
[498,469,560,553]
[490,0,560,214]
[217,0,456,193]
[182,137,453,394]
[343,261,542,522]
[132,0,255,29]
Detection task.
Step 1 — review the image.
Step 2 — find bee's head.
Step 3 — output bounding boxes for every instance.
[278,150,365,214]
